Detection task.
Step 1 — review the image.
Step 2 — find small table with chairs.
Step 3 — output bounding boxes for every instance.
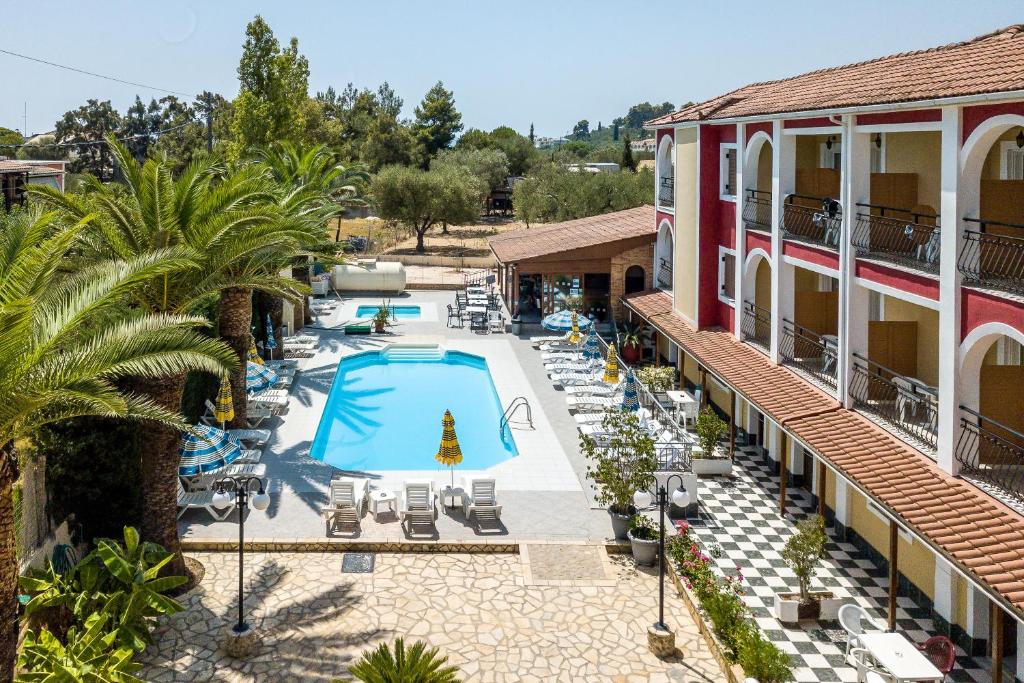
[853,632,945,682]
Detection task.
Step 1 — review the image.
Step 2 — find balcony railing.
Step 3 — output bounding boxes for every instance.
[741,300,771,354]
[657,257,673,290]
[779,319,837,389]
[658,176,674,209]
[849,352,938,451]
[782,194,842,251]
[742,189,772,233]
[956,406,1024,502]
[957,217,1024,296]
[851,203,940,272]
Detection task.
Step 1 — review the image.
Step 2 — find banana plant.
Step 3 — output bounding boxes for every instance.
[17,612,144,682]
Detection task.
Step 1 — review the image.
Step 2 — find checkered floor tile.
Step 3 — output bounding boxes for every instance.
[686,446,997,682]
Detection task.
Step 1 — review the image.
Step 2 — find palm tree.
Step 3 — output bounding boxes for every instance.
[0,207,236,680]
[28,139,280,570]
[348,638,460,683]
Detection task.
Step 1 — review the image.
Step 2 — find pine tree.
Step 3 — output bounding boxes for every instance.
[529,122,535,144]
[621,134,636,172]
[413,81,463,164]
[612,121,620,142]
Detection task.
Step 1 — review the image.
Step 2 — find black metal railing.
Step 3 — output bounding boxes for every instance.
[659,176,674,209]
[956,405,1024,501]
[851,203,940,272]
[958,217,1024,296]
[741,300,771,353]
[782,194,842,250]
[848,352,938,450]
[742,189,772,232]
[779,319,837,389]
[657,257,673,289]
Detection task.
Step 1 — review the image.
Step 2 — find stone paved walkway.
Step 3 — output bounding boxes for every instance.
[140,550,725,682]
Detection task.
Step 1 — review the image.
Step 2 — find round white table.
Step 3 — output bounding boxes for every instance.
[368,489,396,520]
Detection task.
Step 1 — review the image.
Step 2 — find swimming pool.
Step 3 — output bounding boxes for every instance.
[310,346,518,471]
[354,304,421,319]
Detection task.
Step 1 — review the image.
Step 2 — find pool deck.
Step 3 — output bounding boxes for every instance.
[179,290,612,545]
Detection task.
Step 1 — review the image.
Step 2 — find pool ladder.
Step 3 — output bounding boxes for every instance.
[499,397,533,436]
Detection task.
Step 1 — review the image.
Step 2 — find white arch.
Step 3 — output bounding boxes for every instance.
[743,247,771,275]
[958,321,1024,412]
[742,248,771,300]
[743,131,773,189]
[657,135,674,178]
[655,218,674,289]
[959,114,1024,220]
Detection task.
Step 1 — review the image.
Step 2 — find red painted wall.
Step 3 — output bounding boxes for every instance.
[784,117,838,130]
[854,261,940,301]
[857,109,941,126]
[781,241,840,271]
[746,122,772,142]
[656,210,674,228]
[656,128,674,145]
[746,230,772,258]
[963,102,1024,142]
[961,289,1024,341]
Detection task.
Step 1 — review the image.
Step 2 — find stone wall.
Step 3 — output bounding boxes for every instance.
[610,242,655,321]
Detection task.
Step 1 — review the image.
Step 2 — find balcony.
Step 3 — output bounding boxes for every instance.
[779,319,837,389]
[849,353,938,452]
[956,406,1024,504]
[851,204,940,273]
[742,189,772,233]
[657,257,673,290]
[782,194,842,251]
[658,176,674,210]
[741,300,771,354]
[957,217,1024,296]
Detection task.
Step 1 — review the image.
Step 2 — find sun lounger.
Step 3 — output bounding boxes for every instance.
[399,480,437,536]
[186,463,267,491]
[540,351,580,363]
[530,334,568,347]
[461,477,501,526]
[284,344,316,358]
[546,362,596,374]
[551,371,605,387]
[562,383,618,397]
[265,359,299,371]
[566,394,624,410]
[235,448,263,465]
[539,341,580,353]
[177,480,234,521]
[321,477,368,534]
[248,390,289,408]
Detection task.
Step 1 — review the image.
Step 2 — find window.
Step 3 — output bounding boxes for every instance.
[720,144,737,200]
[870,133,885,173]
[819,140,841,170]
[718,248,736,303]
[1000,140,1024,180]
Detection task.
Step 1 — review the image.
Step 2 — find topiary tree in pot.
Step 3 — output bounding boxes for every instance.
[580,409,657,540]
[775,514,838,622]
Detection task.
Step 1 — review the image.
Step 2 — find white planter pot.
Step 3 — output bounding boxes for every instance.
[773,591,840,624]
[692,458,733,477]
[773,594,800,624]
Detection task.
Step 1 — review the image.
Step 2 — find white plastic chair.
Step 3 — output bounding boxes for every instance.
[839,604,884,657]
[177,479,234,521]
[321,478,367,533]
[400,480,436,535]
[487,311,504,333]
[850,648,896,683]
[462,478,501,524]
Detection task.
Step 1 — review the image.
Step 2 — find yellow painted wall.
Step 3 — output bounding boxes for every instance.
[796,136,820,171]
[674,127,699,322]
[825,469,837,511]
[954,573,968,630]
[883,132,942,212]
[794,266,819,293]
[754,258,771,310]
[757,143,772,193]
[681,351,700,387]
[882,296,940,386]
[708,379,731,417]
[983,341,999,366]
[981,127,1024,180]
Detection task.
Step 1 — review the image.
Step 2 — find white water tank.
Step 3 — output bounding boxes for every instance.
[332,259,406,293]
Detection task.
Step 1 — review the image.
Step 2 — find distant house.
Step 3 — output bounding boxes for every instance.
[534,136,568,149]
[566,162,620,173]
[630,137,656,153]
[0,159,65,211]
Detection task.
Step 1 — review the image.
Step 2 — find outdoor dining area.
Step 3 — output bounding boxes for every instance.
[840,602,956,682]
[447,282,505,333]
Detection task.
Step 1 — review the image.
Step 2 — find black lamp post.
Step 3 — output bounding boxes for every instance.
[212,475,270,635]
[634,474,692,631]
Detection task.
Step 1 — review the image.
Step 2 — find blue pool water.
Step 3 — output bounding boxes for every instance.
[310,347,518,471]
[355,304,421,319]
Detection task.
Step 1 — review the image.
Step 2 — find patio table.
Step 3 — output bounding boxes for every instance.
[857,632,943,682]
[666,390,699,426]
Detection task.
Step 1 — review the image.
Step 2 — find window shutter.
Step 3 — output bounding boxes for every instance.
[1005,147,1024,180]
[727,150,737,195]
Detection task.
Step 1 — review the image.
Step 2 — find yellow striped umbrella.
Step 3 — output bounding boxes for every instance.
[568,311,581,345]
[215,375,235,428]
[434,410,463,488]
[603,344,619,384]
[248,339,264,365]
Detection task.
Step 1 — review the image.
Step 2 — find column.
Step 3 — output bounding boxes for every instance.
[734,123,747,340]
[833,477,850,537]
[937,106,964,474]
[769,121,794,364]
[839,117,872,407]
[888,520,899,631]
[933,556,955,633]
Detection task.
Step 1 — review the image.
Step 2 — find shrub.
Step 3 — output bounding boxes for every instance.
[781,515,827,604]
[18,612,145,683]
[636,366,675,392]
[580,410,656,515]
[693,406,728,459]
[736,624,795,682]
[348,638,460,683]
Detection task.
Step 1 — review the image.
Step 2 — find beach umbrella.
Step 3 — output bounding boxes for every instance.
[582,328,600,363]
[214,375,235,429]
[264,314,277,358]
[541,309,592,334]
[246,361,279,393]
[434,410,463,488]
[248,338,264,365]
[568,312,582,345]
[178,424,241,477]
[603,344,620,384]
[621,368,640,412]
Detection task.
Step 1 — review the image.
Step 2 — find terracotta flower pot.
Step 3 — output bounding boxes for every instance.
[621,342,641,364]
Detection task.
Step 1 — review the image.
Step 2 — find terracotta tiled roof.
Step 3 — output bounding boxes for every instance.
[623,288,1024,615]
[0,160,63,175]
[489,205,655,263]
[648,25,1024,125]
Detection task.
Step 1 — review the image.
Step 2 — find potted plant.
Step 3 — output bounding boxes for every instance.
[627,514,659,566]
[372,300,395,334]
[774,515,842,623]
[636,366,675,392]
[580,409,657,540]
[617,321,645,364]
[692,406,732,476]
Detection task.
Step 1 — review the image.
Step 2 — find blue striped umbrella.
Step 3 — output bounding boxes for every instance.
[178,424,241,477]
[582,328,600,363]
[264,314,277,351]
[620,369,640,412]
[541,309,592,333]
[246,361,279,393]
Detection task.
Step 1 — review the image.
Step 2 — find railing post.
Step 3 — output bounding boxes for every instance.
[938,106,964,475]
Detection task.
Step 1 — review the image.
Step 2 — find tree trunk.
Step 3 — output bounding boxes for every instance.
[416,230,426,253]
[219,287,253,430]
[0,443,19,683]
[133,374,187,577]
[441,221,449,235]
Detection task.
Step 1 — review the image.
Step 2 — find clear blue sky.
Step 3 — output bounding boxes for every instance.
[1,0,1020,140]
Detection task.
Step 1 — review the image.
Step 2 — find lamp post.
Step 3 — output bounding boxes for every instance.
[634,474,691,657]
[212,475,270,650]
